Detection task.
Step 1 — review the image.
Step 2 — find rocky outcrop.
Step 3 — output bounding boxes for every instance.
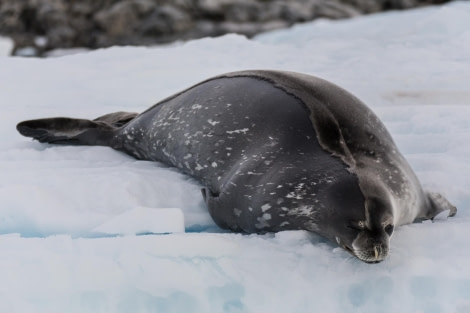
[0,0,452,56]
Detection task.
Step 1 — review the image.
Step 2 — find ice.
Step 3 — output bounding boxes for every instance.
[0,1,470,312]
[93,207,185,235]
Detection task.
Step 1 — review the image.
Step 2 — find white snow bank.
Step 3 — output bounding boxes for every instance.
[0,36,13,56]
[0,1,469,312]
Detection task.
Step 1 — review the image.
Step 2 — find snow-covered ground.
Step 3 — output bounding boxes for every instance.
[1,1,470,312]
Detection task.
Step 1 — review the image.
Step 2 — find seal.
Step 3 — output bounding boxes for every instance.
[16,70,456,263]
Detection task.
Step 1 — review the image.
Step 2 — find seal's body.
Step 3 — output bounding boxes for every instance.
[17,70,456,263]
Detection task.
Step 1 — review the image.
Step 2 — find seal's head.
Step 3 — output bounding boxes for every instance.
[342,196,394,263]
[318,176,395,263]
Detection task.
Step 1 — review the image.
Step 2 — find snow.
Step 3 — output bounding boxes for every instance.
[93,207,185,235]
[44,47,91,58]
[0,36,13,56]
[1,1,470,312]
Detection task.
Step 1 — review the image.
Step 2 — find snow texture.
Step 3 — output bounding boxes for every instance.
[1,1,470,312]
[0,36,13,56]
[93,207,185,235]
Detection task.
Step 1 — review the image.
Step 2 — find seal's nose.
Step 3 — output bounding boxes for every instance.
[372,244,387,262]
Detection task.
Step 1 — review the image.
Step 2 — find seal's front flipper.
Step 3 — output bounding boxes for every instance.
[201,187,231,230]
[201,187,220,211]
[425,192,457,221]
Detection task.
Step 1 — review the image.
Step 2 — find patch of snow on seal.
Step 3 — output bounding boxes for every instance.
[226,128,249,134]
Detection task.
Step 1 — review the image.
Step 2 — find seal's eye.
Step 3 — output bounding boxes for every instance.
[384,224,394,236]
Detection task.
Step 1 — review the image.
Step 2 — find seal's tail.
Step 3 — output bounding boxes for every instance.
[16,111,138,146]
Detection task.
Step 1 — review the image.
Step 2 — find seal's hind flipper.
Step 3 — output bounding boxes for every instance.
[93,111,138,128]
[17,117,110,145]
[17,117,112,146]
[17,111,138,146]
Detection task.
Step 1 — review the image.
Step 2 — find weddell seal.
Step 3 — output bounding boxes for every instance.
[16,70,456,263]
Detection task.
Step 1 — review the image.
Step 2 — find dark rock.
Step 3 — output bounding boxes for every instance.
[343,0,384,13]
[139,5,193,36]
[0,0,454,57]
[94,1,140,40]
[46,26,76,48]
[223,1,264,23]
[314,1,361,19]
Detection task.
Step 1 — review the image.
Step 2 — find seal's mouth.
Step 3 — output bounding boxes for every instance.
[343,245,386,264]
